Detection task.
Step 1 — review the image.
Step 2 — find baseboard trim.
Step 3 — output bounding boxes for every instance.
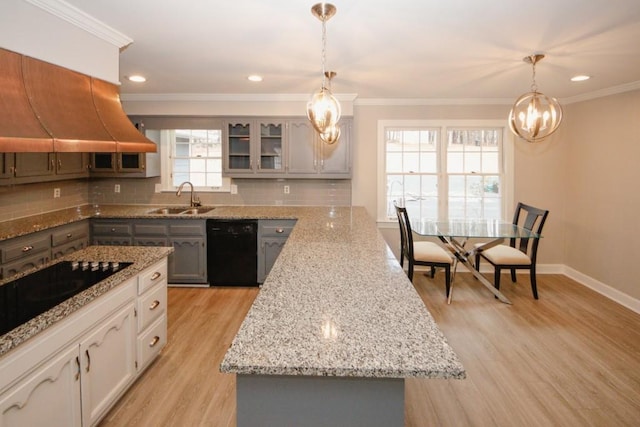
[562,266,640,315]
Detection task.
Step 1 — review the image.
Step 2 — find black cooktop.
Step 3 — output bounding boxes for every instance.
[0,261,132,336]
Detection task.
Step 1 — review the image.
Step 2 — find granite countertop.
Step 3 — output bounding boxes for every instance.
[218,206,466,380]
[0,245,173,356]
[0,204,465,379]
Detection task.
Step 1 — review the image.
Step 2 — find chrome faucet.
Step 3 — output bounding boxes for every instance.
[176,181,201,207]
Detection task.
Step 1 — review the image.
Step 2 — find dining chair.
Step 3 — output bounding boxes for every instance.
[475,202,549,299]
[394,203,453,297]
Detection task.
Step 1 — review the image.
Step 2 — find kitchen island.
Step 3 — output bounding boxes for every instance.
[218,206,465,427]
[0,204,465,426]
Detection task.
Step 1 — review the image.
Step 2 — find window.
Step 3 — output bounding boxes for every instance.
[150,127,230,192]
[171,129,222,187]
[378,120,513,222]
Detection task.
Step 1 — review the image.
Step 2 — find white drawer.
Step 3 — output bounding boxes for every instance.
[138,259,167,295]
[137,282,166,332]
[137,315,166,373]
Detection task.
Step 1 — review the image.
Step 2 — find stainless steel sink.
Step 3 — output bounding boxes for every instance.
[147,206,215,215]
[181,207,215,215]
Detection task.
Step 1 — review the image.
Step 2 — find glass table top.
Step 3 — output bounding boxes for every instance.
[412,219,540,239]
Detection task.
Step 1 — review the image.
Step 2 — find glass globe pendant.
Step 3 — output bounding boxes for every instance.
[306,3,341,142]
[508,54,563,143]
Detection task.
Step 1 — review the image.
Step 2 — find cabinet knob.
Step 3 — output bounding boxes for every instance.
[149,336,160,347]
[22,245,34,252]
[110,228,116,232]
[66,233,73,238]
[276,228,284,233]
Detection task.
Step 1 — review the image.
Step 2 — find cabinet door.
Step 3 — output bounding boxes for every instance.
[79,303,136,427]
[119,153,145,173]
[259,237,287,283]
[134,237,169,247]
[55,153,89,176]
[287,120,317,174]
[318,119,351,176]
[52,239,88,259]
[0,344,82,427]
[258,121,284,173]
[91,153,116,172]
[168,237,206,284]
[14,153,54,178]
[224,120,253,173]
[0,154,14,181]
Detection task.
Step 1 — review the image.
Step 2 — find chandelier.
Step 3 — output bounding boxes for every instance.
[508,54,563,143]
[306,3,341,145]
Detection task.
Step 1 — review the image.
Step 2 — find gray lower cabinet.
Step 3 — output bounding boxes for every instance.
[91,220,133,246]
[51,221,90,259]
[257,219,296,283]
[93,219,207,285]
[0,220,90,280]
[0,232,51,280]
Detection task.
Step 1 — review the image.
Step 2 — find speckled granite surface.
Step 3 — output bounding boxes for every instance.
[0,245,173,356]
[0,204,465,379]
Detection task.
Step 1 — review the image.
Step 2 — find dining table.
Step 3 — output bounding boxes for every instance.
[411,219,541,304]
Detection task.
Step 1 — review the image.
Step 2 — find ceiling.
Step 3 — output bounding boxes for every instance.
[64,0,640,102]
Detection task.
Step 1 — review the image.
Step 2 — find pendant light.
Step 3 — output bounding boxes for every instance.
[306,3,341,144]
[508,54,563,143]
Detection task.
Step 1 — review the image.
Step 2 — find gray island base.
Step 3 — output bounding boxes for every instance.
[237,374,403,427]
[221,206,466,426]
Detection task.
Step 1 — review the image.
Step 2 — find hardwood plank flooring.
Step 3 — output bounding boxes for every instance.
[100,273,640,427]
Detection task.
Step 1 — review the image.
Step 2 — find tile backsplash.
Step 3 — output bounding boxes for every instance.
[0,177,351,221]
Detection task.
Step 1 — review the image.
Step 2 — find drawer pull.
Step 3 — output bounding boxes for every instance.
[66,233,73,238]
[85,350,91,372]
[22,245,34,252]
[110,228,116,232]
[150,272,162,281]
[149,300,161,310]
[75,356,80,381]
[149,336,160,347]
[276,228,284,233]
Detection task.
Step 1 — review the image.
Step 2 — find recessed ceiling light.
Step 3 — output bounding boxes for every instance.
[128,75,147,83]
[570,75,590,82]
[247,75,263,82]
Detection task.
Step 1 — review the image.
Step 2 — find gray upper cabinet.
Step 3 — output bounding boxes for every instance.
[2,153,89,184]
[0,154,13,181]
[89,152,160,178]
[287,118,352,178]
[223,117,351,179]
[223,119,285,177]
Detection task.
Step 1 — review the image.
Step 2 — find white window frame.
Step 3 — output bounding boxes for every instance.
[376,120,514,223]
[159,129,231,193]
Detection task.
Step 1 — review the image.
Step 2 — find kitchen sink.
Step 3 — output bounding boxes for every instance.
[147,206,215,215]
[181,207,215,215]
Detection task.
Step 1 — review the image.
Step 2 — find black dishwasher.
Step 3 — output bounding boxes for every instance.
[206,220,258,286]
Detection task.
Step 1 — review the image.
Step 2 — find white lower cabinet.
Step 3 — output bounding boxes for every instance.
[0,258,168,427]
[0,344,82,427]
[79,303,136,427]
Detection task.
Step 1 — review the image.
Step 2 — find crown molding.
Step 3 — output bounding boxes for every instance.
[25,0,133,48]
[353,97,513,106]
[120,93,359,102]
[120,82,640,106]
[561,80,640,105]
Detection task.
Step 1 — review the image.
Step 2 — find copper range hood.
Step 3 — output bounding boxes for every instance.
[0,48,156,153]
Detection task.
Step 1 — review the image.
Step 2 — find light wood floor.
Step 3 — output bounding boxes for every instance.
[100,273,640,427]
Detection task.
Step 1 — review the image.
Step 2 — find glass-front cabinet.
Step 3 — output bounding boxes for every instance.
[223,119,284,177]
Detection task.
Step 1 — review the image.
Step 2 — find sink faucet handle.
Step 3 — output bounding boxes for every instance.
[192,196,202,207]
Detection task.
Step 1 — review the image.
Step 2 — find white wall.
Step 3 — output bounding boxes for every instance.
[563,89,640,300]
[0,0,121,83]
